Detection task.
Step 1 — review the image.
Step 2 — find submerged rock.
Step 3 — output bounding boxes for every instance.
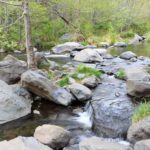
[52,42,84,54]
[134,139,150,150]
[74,48,103,62]
[120,51,136,60]
[0,55,27,84]
[79,137,132,150]
[68,83,92,102]
[90,76,133,138]
[34,124,71,150]
[0,80,32,124]
[127,116,150,144]
[21,70,73,106]
[0,136,52,150]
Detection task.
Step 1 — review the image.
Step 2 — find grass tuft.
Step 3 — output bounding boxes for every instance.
[132,101,150,123]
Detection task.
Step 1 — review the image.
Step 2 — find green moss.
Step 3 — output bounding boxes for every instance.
[115,69,126,80]
[132,101,150,123]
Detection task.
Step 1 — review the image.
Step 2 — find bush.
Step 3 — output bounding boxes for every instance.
[132,101,150,123]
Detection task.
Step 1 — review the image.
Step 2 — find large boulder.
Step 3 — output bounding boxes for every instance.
[52,42,84,54]
[34,124,71,150]
[74,49,103,62]
[68,83,92,102]
[21,70,73,106]
[64,145,79,150]
[126,67,150,97]
[134,139,150,150]
[79,137,132,150]
[90,76,134,138]
[0,55,27,84]
[0,80,32,124]
[0,136,52,150]
[120,51,136,60]
[127,116,150,144]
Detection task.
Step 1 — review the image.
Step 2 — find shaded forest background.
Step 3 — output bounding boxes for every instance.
[0,0,150,51]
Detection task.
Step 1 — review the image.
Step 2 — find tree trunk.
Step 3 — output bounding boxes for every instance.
[23,0,36,69]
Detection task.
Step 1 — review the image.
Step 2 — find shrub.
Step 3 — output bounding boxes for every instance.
[132,101,150,123]
[115,69,126,80]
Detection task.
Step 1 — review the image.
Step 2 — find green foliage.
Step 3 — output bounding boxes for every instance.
[115,69,126,80]
[77,64,102,78]
[132,101,150,123]
[57,76,70,87]
[1,0,150,51]
[0,28,18,52]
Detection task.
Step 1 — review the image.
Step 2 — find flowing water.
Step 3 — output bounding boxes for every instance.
[1,43,150,144]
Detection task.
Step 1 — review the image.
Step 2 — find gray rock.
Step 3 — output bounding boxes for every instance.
[127,116,150,144]
[114,42,127,47]
[68,83,92,101]
[134,139,150,150]
[126,67,150,97]
[91,76,134,138]
[52,42,84,54]
[49,60,59,70]
[0,136,52,150]
[129,34,145,45]
[81,76,98,88]
[120,51,136,60]
[21,70,73,106]
[34,124,71,150]
[0,80,32,124]
[74,49,103,62]
[0,55,27,84]
[63,145,79,150]
[79,137,132,150]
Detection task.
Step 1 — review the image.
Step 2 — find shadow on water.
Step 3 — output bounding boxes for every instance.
[0,99,87,141]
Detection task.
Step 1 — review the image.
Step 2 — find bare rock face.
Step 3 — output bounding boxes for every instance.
[134,139,150,150]
[34,124,71,150]
[0,80,32,125]
[21,70,73,106]
[127,116,150,144]
[0,136,52,150]
[0,55,27,84]
[68,83,92,101]
[74,49,103,62]
[79,137,132,150]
